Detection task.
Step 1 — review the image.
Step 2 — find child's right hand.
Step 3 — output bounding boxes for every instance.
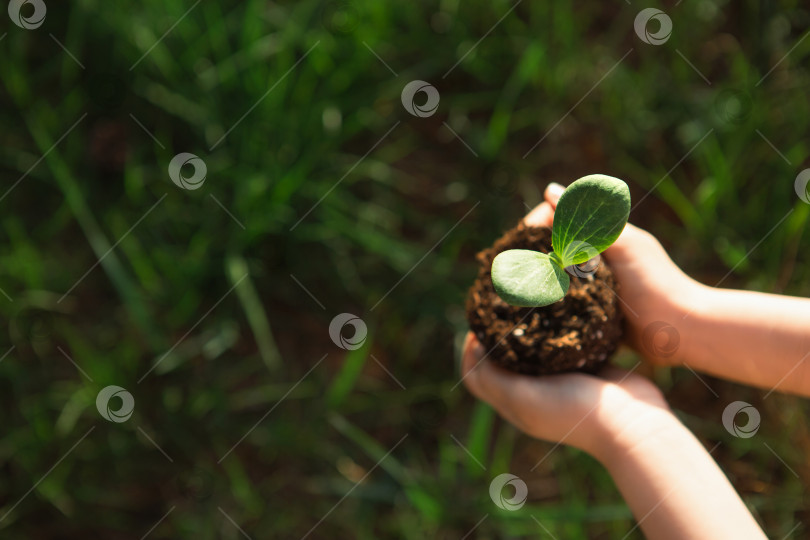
[464,182,775,539]
[531,183,701,367]
[536,180,810,397]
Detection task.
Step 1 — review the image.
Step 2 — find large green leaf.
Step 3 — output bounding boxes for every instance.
[552,175,631,266]
[491,249,569,307]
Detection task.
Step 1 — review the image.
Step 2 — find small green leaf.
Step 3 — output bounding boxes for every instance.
[491,249,570,307]
[552,174,631,266]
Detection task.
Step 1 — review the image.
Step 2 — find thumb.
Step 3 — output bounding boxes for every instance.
[542,180,662,267]
[544,182,565,208]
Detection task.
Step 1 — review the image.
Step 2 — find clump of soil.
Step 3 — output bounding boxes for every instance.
[465,223,623,375]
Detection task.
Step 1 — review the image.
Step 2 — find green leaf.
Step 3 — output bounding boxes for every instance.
[491,249,570,307]
[552,174,631,266]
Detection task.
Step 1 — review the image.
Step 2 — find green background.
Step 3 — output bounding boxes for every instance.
[1,0,808,537]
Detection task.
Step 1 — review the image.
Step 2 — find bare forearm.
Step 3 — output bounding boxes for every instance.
[600,410,766,540]
[678,284,810,396]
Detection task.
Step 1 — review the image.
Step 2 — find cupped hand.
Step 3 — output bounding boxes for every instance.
[459,181,689,456]
[525,182,699,366]
[460,332,671,461]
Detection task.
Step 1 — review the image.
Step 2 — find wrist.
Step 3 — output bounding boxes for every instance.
[668,274,710,319]
[665,278,714,366]
[589,403,683,468]
[645,274,708,367]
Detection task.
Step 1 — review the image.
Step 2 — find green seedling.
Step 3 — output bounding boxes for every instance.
[491,174,631,307]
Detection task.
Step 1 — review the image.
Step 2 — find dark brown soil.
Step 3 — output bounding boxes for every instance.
[466,224,623,375]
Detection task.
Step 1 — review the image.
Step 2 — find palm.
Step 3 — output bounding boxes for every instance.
[461,333,668,456]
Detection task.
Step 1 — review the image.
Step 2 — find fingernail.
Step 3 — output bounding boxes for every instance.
[465,332,485,359]
[472,339,486,359]
[546,182,565,198]
[458,333,484,376]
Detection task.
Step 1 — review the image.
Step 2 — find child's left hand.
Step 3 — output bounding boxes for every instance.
[460,331,671,462]
[460,183,673,462]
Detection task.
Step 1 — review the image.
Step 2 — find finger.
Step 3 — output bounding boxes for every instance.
[522,201,553,228]
[478,361,587,415]
[460,341,534,429]
[461,334,527,422]
[460,332,485,394]
[463,336,598,419]
[461,332,525,408]
[474,358,616,446]
[544,182,565,208]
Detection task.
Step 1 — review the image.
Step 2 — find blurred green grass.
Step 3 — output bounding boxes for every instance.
[0,0,808,537]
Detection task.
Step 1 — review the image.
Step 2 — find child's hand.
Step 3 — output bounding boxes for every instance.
[461,181,770,538]
[530,181,810,397]
[460,332,671,461]
[462,181,677,456]
[525,182,699,367]
[460,336,767,539]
